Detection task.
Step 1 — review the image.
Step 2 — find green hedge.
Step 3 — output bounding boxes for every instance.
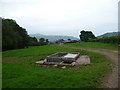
[89,36,120,45]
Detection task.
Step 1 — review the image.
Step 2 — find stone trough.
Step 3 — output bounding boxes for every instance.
[35,52,91,67]
[45,52,80,64]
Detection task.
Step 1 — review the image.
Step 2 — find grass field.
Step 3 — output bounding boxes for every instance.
[64,42,118,50]
[3,45,113,88]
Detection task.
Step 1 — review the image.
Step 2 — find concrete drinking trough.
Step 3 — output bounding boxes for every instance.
[44,52,80,64]
[35,52,91,67]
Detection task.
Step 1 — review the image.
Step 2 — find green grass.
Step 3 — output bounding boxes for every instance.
[64,42,118,50]
[3,45,113,88]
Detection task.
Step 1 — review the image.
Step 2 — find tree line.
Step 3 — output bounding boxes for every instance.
[2,18,49,51]
[88,36,120,45]
[79,30,120,45]
[2,17,119,51]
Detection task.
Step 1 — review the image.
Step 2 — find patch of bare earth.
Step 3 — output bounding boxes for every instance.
[59,45,118,88]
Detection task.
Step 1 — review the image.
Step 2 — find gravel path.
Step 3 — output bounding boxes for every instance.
[59,45,118,88]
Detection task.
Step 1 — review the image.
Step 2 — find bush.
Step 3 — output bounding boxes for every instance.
[89,36,120,45]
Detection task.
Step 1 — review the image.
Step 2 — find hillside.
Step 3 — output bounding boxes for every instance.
[29,34,79,41]
[97,32,119,38]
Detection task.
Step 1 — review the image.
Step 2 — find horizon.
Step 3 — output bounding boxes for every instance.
[1,0,118,38]
[29,31,119,38]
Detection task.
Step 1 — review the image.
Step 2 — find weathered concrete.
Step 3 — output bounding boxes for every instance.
[75,56,90,66]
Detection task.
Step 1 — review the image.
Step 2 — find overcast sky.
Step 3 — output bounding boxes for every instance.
[1,0,119,38]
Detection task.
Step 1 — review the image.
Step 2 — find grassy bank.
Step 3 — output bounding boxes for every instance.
[3,45,113,88]
[65,42,118,50]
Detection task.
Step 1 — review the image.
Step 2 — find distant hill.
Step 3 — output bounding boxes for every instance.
[29,34,79,42]
[97,32,120,38]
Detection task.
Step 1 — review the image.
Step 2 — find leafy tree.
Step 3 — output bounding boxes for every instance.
[39,38,49,45]
[2,18,39,51]
[39,38,45,45]
[28,37,39,46]
[46,39,49,44]
[68,39,71,41]
[2,18,27,50]
[79,30,96,42]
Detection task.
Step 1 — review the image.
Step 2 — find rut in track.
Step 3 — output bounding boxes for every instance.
[59,45,118,88]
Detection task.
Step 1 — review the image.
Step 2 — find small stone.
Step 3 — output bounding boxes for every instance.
[54,64,58,67]
[61,66,66,69]
[71,62,76,66]
[44,59,47,62]
[35,60,44,64]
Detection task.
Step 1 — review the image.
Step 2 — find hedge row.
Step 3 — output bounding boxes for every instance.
[89,36,120,45]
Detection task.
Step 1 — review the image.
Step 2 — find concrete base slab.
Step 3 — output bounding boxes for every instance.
[35,56,90,67]
[75,55,90,66]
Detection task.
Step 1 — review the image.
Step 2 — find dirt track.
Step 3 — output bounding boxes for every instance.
[59,45,118,88]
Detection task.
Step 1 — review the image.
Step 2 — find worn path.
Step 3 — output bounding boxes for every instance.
[59,45,118,88]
